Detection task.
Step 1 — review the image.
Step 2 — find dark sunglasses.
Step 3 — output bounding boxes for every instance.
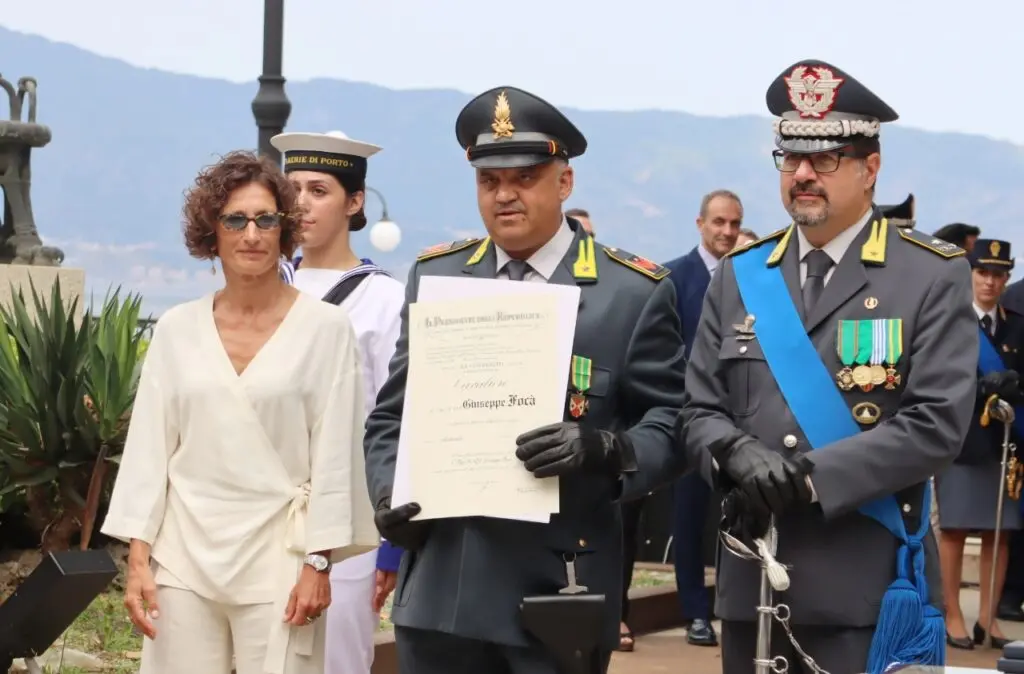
[219,212,283,230]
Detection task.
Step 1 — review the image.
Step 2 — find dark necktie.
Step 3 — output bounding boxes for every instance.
[504,259,530,281]
[981,314,994,336]
[802,249,833,315]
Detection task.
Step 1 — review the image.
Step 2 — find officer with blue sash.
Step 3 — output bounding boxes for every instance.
[679,59,978,674]
[936,238,1024,650]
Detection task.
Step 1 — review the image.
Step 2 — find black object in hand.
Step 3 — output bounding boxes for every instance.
[515,422,638,479]
[721,488,771,541]
[981,370,1024,405]
[711,436,813,516]
[373,499,431,551]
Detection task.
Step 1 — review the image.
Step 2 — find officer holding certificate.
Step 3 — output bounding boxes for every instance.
[364,86,694,673]
[680,59,978,674]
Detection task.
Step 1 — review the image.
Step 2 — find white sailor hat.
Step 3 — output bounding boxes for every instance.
[271,130,382,180]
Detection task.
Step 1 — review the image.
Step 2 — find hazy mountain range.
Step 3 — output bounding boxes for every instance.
[0,25,1022,315]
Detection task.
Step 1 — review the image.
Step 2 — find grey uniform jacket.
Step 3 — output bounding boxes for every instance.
[680,212,977,626]
[364,223,695,650]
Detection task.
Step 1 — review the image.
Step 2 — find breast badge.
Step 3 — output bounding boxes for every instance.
[852,402,882,426]
[836,318,903,392]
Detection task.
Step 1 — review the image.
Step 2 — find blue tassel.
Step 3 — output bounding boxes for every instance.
[865,579,923,674]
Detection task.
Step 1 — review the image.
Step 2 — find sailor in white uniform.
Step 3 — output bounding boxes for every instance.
[271,130,406,674]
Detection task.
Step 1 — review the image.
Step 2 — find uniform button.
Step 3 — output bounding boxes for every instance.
[902,503,911,513]
[739,346,748,354]
[783,434,798,448]
[578,539,587,548]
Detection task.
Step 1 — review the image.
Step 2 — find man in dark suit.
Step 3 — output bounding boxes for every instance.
[999,273,1024,623]
[661,189,744,646]
[363,86,698,674]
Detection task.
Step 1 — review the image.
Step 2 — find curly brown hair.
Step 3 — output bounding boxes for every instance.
[182,150,302,260]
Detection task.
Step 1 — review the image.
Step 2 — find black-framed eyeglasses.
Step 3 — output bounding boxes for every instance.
[219,212,283,230]
[772,150,853,174]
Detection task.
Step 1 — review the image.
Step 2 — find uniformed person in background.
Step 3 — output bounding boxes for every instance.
[937,238,1024,650]
[363,86,695,673]
[933,222,981,253]
[271,130,407,674]
[680,59,977,673]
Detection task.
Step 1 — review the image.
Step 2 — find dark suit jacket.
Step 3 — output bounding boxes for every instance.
[664,247,712,359]
[958,306,1024,465]
[1003,280,1024,315]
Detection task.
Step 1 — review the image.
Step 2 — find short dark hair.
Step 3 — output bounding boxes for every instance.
[739,228,758,239]
[932,223,981,249]
[699,190,743,219]
[182,150,302,260]
[565,208,590,219]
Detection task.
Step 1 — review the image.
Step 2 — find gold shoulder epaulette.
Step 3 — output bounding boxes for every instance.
[603,247,670,281]
[897,228,966,259]
[416,238,483,262]
[723,227,788,259]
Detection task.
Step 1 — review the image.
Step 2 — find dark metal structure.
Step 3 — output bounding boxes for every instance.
[251,0,291,164]
[0,74,64,266]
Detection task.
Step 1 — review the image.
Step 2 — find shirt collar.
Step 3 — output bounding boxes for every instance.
[494,217,576,280]
[974,303,998,323]
[795,206,873,266]
[696,243,719,272]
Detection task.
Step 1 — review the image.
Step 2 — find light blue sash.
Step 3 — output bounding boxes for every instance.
[731,241,943,674]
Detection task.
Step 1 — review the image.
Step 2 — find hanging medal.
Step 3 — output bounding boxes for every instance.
[869,319,888,388]
[850,321,875,392]
[882,318,903,390]
[835,320,857,391]
[569,355,592,419]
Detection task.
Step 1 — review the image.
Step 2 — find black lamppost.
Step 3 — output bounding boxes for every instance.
[251,0,291,164]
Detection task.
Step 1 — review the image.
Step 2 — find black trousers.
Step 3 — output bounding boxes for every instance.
[395,626,612,674]
[1002,528,1024,604]
[720,620,874,674]
[620,495,646,624]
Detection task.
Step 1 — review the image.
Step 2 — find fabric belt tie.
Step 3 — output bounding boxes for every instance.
[264,483,315,674]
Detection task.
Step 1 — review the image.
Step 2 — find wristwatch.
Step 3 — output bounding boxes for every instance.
[303,553,331,573]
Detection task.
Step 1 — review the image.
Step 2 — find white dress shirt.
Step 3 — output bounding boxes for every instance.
[795,207,873,287]
[494,217,576,282]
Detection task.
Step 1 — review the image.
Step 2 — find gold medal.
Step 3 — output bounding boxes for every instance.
[836,367,855,392]
[852,365,873,388]
[869,365,887,386]
[884,367,902,390]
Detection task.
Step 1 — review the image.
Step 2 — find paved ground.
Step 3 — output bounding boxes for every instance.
[609,587,1023,673]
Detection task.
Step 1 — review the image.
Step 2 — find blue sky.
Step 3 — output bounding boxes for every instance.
[4,0,1023,145]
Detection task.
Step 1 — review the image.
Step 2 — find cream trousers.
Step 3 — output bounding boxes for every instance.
[139,585,326,674]
[324,549,378,674]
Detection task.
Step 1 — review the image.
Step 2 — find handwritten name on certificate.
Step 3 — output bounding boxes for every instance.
[405,293,562,520]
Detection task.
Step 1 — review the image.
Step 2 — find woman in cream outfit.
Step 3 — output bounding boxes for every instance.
[101,150,378,674]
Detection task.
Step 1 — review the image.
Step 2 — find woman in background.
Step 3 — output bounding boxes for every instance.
[273,130,405,674]
[101,150,378,674]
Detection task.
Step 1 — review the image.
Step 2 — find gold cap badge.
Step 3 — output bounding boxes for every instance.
[492,91,515,139]
[991,240,1002,257]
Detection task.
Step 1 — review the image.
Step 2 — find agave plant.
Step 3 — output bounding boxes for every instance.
[0,278,147,552]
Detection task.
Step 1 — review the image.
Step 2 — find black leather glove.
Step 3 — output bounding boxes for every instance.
[980,370,1023,405]
[373,499,431,551]
[721,487,771,542]
[711,436,813,516]
[514,422,638,479]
